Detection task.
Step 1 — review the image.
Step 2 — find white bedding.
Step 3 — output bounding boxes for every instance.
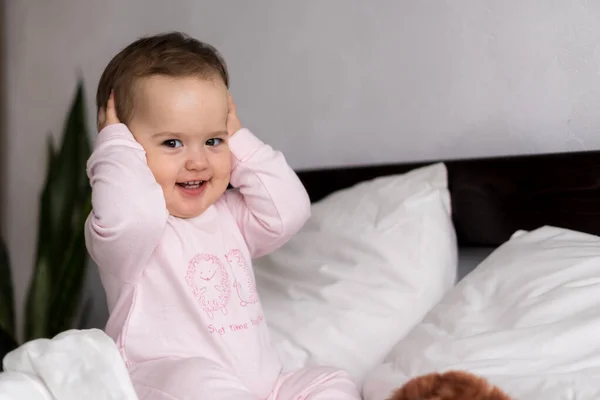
[0,329,136,400]
[363,226,600,400]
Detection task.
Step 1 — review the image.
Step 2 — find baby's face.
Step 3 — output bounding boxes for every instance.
[128,75,231,218]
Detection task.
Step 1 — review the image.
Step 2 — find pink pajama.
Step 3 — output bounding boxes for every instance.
[86,125,359,399]
[130,358,360,399]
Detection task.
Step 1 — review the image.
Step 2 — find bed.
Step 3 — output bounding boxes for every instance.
[1,149,600,399]
[284,149,600,399]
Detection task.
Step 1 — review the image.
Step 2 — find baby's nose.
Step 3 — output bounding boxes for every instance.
[185,150,209,170]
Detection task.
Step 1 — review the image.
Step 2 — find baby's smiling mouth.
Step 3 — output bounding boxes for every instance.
[177,180,205,189]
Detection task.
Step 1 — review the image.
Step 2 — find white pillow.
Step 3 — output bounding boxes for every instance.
[362,226,600,400]
[254,162,457,384]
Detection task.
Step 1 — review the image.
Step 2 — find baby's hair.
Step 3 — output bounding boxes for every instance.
[96,31,229,124]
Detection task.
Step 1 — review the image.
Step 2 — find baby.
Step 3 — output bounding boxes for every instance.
[85,32,360,399]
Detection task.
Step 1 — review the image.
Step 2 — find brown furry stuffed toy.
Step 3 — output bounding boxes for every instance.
[388,370,512,400]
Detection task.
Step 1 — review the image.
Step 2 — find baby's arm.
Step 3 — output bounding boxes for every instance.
[85,95,168,282]
[224,95,311,258]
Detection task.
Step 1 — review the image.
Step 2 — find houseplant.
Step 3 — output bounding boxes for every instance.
[0,80,92,366]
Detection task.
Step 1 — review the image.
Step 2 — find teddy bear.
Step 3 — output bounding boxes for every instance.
[388,370,512,400]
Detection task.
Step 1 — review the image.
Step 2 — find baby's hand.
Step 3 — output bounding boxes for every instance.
[97,91,121,133]
[226,92,242,137]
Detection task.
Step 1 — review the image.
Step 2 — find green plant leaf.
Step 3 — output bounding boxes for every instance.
[46,80,92,336]
[47,232,88,335]
[47,196,91,336]
[24,254,53,341]
[25,79,92,340]
[0,238,15,340]
[24,135,57,341]
[46,81,89,275]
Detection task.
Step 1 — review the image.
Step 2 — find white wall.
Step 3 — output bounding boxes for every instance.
[4,0,600,334]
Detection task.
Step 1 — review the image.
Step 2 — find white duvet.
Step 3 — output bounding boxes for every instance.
[363,226,600,400]
[0,329,136,400]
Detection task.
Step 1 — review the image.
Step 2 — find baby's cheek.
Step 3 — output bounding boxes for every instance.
[148,166,169,188]
[222,150,232,171]
[147,154,176,183]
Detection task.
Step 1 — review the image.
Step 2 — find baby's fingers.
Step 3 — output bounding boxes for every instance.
[97,91,121,132]
[104,91,121,125]
[227,91,236,113]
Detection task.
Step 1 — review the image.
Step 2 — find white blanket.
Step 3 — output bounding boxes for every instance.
[363,226,600,400]
[0,329,136,400]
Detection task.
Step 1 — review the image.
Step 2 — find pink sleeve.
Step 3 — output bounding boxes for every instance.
[224,129,311,258]
[84,123,168,282]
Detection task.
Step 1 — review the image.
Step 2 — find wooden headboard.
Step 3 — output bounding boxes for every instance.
[295,150,600,247]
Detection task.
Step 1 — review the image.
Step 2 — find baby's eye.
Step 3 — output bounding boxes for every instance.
[163,139,183,148]
[206,138,224,147]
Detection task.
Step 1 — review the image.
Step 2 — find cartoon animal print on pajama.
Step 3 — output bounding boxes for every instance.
[225,249,259,307]
[185,253,231,319]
